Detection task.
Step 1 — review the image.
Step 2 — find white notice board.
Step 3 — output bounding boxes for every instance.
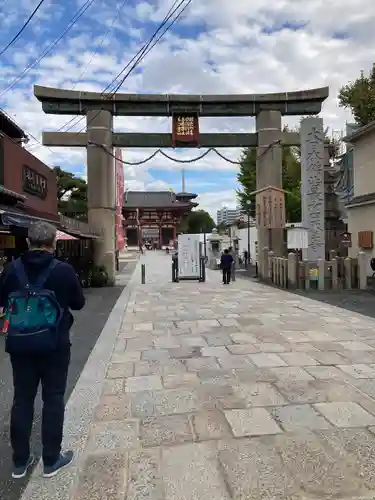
[178,234,200,278]
[287,227,308,249]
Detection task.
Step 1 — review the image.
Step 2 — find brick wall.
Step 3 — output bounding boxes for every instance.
[1,135,58,220]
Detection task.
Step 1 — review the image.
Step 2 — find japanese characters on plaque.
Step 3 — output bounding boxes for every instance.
[255,188,286,229]
[300,117,325,261]
[172,113,199,147]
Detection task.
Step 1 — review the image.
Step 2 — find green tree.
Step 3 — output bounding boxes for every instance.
[180,209,215,234]
[338,63,375,126]
[237,145,302,223]
[54,166,88,220]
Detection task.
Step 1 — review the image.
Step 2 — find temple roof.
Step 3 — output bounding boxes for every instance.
[123,191,194,209]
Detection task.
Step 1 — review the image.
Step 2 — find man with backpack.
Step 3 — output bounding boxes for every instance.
[0,221,85,479]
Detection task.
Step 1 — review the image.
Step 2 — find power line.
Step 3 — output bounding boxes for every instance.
[64,0,191,134]
[106,0,190,95]
[0,0,46,57]
[0,0,95,97]
[57,0,130,134]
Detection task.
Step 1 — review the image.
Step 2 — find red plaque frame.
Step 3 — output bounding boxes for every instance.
[172,113,200,147]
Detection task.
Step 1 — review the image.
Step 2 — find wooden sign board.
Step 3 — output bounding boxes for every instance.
[254,186,286,229]
[172,113,199,147]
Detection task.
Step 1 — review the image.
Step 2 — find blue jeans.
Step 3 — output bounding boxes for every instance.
[10,347,70,467]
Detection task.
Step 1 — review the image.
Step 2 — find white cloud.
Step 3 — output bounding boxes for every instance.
[0,0,374,215]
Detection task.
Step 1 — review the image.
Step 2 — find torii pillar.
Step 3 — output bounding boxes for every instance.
[86,110,116,284]
[256,110,284,277]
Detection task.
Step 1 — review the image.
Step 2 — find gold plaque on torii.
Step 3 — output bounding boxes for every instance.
[250,186,287,229]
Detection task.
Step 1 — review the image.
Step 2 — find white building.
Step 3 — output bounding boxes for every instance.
[216,206,241,226]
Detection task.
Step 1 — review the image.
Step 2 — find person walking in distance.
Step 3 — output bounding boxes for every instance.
[0,222,85,479]
[228,246,236,281]
[220,249,233,284]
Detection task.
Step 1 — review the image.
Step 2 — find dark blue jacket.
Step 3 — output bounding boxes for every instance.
[0,250,85,349]
[220,253,233,270]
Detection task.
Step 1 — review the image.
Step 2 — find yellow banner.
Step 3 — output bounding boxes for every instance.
[0,235,15,249]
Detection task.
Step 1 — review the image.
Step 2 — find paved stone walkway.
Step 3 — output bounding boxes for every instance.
[22,252,375,499]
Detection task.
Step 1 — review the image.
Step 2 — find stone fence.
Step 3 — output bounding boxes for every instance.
[262,248,368,291]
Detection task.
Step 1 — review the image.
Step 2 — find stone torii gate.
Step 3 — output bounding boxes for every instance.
[34,85,329,283]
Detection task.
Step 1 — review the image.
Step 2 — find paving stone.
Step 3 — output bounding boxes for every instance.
[197,319,221,328]
[102,378,125,396]
[336,363,375,379]
[254,343,287,353]
[127,448,163,500]
[270,366,314,381]
[291,342,319,352]
[276,379,362,404]
[279,330,311,343]
[131,388,204,418]
[185,356,219,371]
[230,332,258,344]
[218,437,293,500]
[314,402,375,427]
[133,322,154,332]
[234,366,279,383]
[311,341,346,352]
[234,382,287,407]
[134,359,186,376]
[168,346,201,359]
[112,351,141,363]
[153,336,181,349]
[191,410,232,441]
[162,373,200,389]
[317,428,375,491]
[94,394,132,422]
[141,349,170,362]
[236,316,263,326]
[218,318,241,327]
[87,420,139,453]
[308,350,348,365]
[225,408,282,437]
[198,369,238,386]
[196,384,247,410]
[279,351,319,367]
[339,341,374,351]
[305,365,350,380]
[249,353,287,368]
[141,414,193,447]
[181,336,207,347]
[125,375,163,392]
[203,332,233,346]
[106,362,134,379]
[272,404,332,431]
[201,346,228,357]
[126,336,154,351]
[303,330,335,342]
[226,343,258,354]
[341,350,375,363]
[162,442,230,500]
[217,354,253,369]
[273,432,364,497]
[73,452,127,500]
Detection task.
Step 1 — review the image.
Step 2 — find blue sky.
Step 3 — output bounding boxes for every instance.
[0,0,373,216]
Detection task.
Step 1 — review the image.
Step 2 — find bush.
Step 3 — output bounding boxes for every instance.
[89,265,109,287]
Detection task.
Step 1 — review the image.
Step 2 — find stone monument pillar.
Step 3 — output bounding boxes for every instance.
[300,117,325,261]
[86,110,116,284]
[256,110,284,276]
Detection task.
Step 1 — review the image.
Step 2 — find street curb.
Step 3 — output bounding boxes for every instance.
[19,283,134,500]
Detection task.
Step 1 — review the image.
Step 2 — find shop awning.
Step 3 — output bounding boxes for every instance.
[56,229,77,240]
[0,208,56,228]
